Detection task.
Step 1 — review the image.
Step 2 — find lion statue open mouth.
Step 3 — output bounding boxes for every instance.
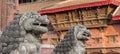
[0,12,49,54]
[51,24,91,54]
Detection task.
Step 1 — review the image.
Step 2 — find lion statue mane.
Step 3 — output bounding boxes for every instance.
[51,24,91,54]
[0,12,49,54]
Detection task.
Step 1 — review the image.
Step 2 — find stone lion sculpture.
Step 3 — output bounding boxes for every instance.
[51,24,91,54]
[0,12,49,54]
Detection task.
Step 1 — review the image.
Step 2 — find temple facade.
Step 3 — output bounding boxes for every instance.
[1,0,120,54]
[40,0,120,54]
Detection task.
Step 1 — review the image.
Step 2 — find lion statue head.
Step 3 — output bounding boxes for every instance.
[0,12,49,54]
[19,12,49,35]
[52,24,91,54]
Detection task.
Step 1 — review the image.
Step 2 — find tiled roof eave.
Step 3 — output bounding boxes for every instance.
[40,1,111,14]
[112,16,120,20]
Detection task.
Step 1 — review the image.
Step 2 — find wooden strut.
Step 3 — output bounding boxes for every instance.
[99,27,106,54]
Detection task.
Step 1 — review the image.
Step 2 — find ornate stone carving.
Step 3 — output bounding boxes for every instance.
[0,12,49,54]
[51,24,91,54]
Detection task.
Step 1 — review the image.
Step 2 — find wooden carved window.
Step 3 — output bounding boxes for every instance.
[84,21,92,26]
[107,35,118,43]
[87,8,96,19]
[97,6,107,18]
[98,19,107,25]
[56,12,69,23]
[81,9,88,20]
[48,14,57,23]
[91,20,99,25]
[78,10,83,20]
[81,8,96,20]
[71,10,80,21]
[93,38,102,44]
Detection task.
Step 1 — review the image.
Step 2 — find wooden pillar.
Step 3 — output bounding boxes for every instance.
[107,5,115,16]
[99,28,107,54]
[68,11,73,22]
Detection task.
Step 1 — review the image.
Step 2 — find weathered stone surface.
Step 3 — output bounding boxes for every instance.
[0,12,49,54]
[51,24,91,54]
[0,44,2,52]
[2,43,7,47]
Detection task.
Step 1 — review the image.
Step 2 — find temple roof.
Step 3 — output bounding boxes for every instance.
[41,0,106,10]
[39,0,120,20]
[112,7,120,20]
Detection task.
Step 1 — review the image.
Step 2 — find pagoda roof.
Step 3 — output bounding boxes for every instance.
[41,0,106,10]
[112,7,120,20]
[39,0,120,20]
[40,0,120,14]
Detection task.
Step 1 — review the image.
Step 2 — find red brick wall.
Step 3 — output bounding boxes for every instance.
[57,24,120,49]
[0,0,7,30]
[55,24,120,54]
[7,0,19,24]
[0,0,2,30]
[0,0,17,31]
[86,24,120,48]
[105,25,120,47]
